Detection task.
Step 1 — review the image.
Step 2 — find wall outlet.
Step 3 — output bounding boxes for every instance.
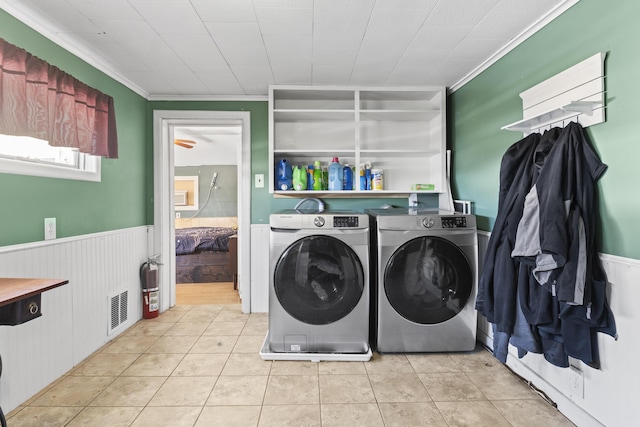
[255,174,265,188]
[568,366,584,399]
[175,212,181,219]
[44,217,56,240]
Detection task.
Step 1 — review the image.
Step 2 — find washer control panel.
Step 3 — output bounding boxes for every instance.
[441,216,468,228]
[333,216,359,228]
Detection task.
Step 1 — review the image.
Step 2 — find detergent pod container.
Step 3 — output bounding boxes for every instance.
[276,158,293,190]
[292,165,307,191]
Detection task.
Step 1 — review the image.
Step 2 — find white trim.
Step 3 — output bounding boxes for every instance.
[0,153,101,182]
[450,0,580,93]
[0,225,150,254]
[147,95,268,102]
[153,110,252,313]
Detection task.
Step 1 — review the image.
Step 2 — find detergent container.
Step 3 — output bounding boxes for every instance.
[276,158,293,190]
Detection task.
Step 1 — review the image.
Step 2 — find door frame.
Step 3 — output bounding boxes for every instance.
[153,110,252,313]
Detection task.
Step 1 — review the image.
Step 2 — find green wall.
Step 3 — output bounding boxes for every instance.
[0,10,148,246]
[450,0,640,260]
[175,165,237,218]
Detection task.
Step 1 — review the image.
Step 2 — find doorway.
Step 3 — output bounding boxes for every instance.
[153,110,252,313]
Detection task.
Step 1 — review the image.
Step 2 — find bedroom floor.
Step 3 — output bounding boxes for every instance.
[6,303,575,427]
[176,281,240,305]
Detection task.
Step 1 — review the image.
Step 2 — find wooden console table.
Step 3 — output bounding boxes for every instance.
[0,278,69,427]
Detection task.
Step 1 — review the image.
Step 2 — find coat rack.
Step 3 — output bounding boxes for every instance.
[502,52,606,135]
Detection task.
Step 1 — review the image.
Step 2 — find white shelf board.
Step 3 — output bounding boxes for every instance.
[274,109,355,121]
[359,109,440,121]
[501,101,602,133]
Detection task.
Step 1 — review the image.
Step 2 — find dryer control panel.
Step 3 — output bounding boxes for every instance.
[442,216,467,228]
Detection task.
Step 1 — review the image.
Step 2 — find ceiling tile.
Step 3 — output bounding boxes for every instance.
[66,0,142,21]
[270,57,312,84]
[92,19,183,67]
[467,0,563,39]
[195,69,245,95]
[191,0,256,22]
[254,7,312,36]
[221,47,269,67]
[205,22,263,48]
[232,65,275,95]
[262,35,312,58]
[129,3,208,35]
[162,34,228,71]
[410,25,473,52]
[425,0,501,27]
[312,66,352,85]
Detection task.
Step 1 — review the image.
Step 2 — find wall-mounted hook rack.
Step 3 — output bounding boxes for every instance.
[502,52,606,135]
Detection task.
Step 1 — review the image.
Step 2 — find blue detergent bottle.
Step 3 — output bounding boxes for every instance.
[307,164,314,190]
[328,157,343,191]
[343,163,353,190]
[275,158,292,190]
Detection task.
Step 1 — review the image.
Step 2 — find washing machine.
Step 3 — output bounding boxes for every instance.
[367,208,478,353]
[265,209,370,358]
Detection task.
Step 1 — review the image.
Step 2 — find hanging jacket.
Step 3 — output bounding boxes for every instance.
[511,122,616,365]
[476,129,560,334]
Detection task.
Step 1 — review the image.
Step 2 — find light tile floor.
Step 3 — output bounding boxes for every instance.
[7,304,575,426]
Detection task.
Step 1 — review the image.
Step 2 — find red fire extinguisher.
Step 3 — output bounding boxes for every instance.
[140,256,160,319]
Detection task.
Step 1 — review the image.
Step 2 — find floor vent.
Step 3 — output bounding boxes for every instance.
[108,289,128,335]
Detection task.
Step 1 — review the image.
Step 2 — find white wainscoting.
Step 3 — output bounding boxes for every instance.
[0,226,150,413]
[476,231,639,427]
[250,224,270,313]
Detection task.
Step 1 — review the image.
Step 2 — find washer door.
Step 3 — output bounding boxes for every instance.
[384,236,472,325]
[274,235,364,325]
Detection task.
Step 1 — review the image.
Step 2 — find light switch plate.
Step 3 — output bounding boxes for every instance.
[44,218,56,240]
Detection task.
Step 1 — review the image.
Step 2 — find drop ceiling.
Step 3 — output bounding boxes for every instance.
[0,0,577,100]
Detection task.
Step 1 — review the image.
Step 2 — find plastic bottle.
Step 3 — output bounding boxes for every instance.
[313,161,323,190]
[343,163,353,190]
[292,165,307,191]
[276,158,292,190]
[359,168,366,191]
[322,166,328,190]
[371,168,384,190]
[365,166,372,190]
[307,164,314,190]
[328,157,343,191]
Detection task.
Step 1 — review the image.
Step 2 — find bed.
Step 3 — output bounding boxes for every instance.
[175,218,238,284]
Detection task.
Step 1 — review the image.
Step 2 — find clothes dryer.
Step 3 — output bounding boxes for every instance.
[265,210,370,358]
[368,208,478,353]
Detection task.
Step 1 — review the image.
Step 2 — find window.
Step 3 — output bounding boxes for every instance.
[0,134,101,181]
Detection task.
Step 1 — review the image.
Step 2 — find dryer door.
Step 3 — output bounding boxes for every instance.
[274,235,364,325]
[384,236,472,325]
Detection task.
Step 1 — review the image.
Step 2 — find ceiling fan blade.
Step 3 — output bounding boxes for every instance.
[174,141,194,149]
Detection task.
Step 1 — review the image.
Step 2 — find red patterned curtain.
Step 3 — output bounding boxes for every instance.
[0,37,118,158]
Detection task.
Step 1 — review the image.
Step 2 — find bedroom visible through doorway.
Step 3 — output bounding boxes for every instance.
[153,110,252,314]
[173,124,240,305]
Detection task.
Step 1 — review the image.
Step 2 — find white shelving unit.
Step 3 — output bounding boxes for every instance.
[269,85,446,197]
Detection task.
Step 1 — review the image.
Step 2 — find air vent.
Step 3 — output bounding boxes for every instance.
[108,289,128,335]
